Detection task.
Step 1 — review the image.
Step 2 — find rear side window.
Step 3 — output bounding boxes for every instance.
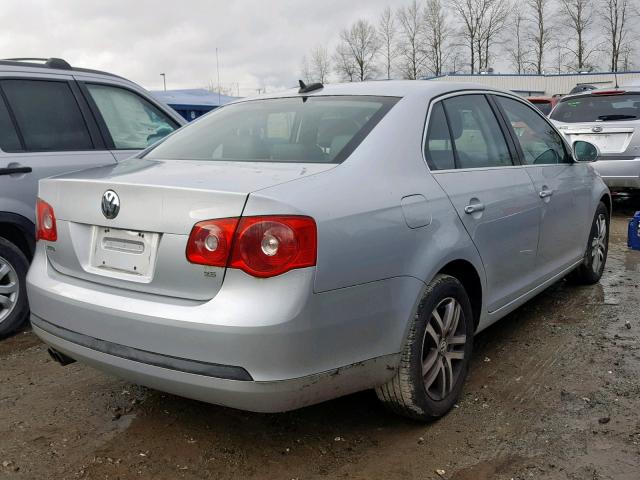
[442,95,513,169]
[86,84,178,149]
[424,102,455,170]
[1,80,93,151]
[551,93,640,123]
[144,96,398,163]
[497,96,570,165]
[0,95,21,152]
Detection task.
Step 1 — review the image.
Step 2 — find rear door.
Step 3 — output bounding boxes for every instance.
[77,81,182,161]
[494,94,591,277]
[426,93,541,312]
[0,76,115,225]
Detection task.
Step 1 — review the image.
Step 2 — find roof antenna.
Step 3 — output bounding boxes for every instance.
[298,79,324,94]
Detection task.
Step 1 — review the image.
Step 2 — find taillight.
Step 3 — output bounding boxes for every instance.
[592,90,626,95]
[230,216,317,278]
[36,198,57,242]
[186,218,239,267]
[186,215,317,278]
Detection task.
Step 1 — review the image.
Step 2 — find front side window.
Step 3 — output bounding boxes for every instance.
[86,84,178,149]
[0,94,21,152]
[497,96,570,165]
[144,96,398,163]
[1,79,93,151]
[442,94,513,169]
[550,93,640,123]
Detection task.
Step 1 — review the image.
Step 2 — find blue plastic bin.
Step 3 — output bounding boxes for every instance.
[629,211,640,250]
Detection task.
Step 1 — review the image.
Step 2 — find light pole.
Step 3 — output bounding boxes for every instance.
[160,73,166,91]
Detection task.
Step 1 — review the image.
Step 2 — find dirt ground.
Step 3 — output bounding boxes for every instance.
[1,200,639,480]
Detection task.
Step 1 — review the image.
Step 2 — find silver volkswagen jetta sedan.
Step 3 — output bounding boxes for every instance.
[27,81,610,421]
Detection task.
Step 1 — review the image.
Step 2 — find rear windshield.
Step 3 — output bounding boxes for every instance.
[144,96,398,163]
[530,101,552,116]
[550,93,640,123]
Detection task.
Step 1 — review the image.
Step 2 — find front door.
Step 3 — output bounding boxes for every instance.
[493,95,591,278]
[425,94,541,312]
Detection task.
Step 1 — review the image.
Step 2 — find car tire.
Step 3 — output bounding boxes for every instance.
[375,274,474,421]
[567,202,609,285]
[0,237,29,338]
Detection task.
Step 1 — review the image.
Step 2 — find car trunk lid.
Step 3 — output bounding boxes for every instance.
[556,123,636,157]
[39,158,334,300]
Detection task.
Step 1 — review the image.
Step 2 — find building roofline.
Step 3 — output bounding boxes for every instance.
[425,71,640,79]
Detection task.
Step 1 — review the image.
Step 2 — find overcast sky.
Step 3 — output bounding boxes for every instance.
[0,0,398,96]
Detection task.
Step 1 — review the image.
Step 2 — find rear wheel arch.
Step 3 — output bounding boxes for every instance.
[437,260,483,332]
[600,193,612,217]
[0,213,35,260]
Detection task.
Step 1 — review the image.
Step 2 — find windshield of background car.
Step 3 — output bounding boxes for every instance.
[144,96,399,163]
[550,93,640,123]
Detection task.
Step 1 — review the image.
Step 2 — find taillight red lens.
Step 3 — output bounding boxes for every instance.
[186,218,239,266]
[185,215,317,278]
[230,216,317,278]
[36,198,57,242]
[592,90,626,95]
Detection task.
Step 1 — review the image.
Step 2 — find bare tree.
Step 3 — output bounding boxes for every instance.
[397,0,427,79]
[309,46,331,83]
[506,12,530,74]
[333,43,357,82]
[527,0,553,74]
[300,55,313,83]
[476,0,511,71]
[337,19,380,81]
[601,0,631,71]
[620,43,634,71]
[551,40,570,73]
[423,0,453,76]
[560,0,598,71]
[378,7,397,79]
[451,0,493,73]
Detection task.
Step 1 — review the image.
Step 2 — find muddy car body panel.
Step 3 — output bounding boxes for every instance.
[27,81,610,412]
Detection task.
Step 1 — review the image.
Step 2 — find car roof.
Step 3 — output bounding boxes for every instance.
[560,85,640,101]
[0,58,128,82]
[240,80,511,102]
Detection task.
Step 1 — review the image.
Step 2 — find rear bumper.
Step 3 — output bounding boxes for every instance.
[592,158,640,189]
[27,244,421,409]
[33,319,398,412]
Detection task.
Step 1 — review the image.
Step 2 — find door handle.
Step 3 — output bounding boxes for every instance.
[539,188,554,198]
[464,203,485,214]
[0,166,32,176]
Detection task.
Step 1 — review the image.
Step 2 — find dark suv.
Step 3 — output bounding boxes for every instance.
[0,58,184,336]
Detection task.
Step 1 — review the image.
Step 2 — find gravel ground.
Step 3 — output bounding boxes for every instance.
[1,199,639,480]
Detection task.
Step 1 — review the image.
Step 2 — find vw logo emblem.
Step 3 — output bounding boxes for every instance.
[101,190,120,219]
[592,126,603,133]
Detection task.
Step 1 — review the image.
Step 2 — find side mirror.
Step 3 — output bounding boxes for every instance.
[573,140,599,162]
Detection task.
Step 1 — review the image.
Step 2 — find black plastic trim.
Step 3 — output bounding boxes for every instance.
[32,315,254,381]
[0,166,31,175]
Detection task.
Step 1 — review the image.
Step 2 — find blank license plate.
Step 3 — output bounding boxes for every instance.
[90,227,159,279]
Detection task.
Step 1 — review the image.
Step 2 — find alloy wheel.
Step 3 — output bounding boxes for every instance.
[0,256,19,324]
[591,213,607,273]
[421,297,467,401]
